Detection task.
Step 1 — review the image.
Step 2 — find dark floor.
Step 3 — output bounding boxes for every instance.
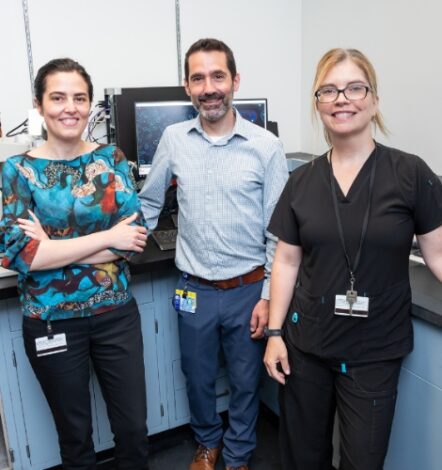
[96,407,281,470]
[51,409,340,469]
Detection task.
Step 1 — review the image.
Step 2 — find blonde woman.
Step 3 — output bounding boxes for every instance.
[264,48,442,470]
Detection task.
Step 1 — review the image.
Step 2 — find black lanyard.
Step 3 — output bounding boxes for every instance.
[328,145,377,290]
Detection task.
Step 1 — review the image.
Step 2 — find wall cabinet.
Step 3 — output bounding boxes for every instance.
[0,268,230,469]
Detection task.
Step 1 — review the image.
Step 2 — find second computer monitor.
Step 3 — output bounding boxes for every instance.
[234,98,267,129]
[135,98,267,175]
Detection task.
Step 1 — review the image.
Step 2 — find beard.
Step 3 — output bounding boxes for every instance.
[192,90,234,122]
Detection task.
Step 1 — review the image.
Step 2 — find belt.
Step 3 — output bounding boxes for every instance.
[188,266,265,290]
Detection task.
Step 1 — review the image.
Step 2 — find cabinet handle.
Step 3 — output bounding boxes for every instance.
[216,389,230,399]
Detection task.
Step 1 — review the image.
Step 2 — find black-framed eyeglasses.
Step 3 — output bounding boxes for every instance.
[315,84,371,103]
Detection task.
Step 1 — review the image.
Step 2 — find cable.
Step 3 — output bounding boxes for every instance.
[86,102,109,142]
[6,119,28,137]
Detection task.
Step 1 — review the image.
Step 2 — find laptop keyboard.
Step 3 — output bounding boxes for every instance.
[152,229,177,251]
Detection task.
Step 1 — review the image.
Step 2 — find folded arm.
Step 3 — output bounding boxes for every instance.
[18,212,147,271]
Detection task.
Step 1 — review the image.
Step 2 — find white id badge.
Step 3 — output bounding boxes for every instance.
[35,333,68,357]
[174,289,197,313]
[334,295,369,318]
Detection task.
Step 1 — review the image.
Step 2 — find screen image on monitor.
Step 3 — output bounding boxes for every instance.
[234,99,267,130]
[134,98,268,175]
[135,101,196,174]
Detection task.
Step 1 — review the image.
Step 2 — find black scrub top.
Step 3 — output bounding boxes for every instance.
[268,143,442,362]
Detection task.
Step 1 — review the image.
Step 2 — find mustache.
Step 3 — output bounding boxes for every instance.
[198,92,225,101]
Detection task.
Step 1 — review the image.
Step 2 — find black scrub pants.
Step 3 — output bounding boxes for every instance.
[279,344,402,470]
[23,299,149,470]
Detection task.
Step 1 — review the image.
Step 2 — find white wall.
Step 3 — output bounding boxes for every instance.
[301,0,442,174]
[1,0,177,134]
[3,0,442,172]
[1,0,33,134]
[0,0,302,154]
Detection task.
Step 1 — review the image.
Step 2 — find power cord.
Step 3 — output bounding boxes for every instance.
[6,119,28,137]
[87,101,109,143]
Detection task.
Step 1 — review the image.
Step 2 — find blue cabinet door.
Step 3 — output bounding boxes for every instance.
[132,273,169,435]
[384,318,442,470]
[11,336,60,469]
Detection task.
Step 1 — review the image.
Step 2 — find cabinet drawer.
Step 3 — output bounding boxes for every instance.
[173,388,190,420]
[215,375,230,399]
[171,372,230,420]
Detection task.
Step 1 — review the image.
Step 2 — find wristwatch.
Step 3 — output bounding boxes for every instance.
[264,327,283,338]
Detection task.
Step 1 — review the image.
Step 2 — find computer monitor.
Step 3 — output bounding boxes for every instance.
[105,86,190,164]
[134,98,268,175]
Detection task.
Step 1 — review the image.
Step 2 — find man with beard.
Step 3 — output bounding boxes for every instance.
[139,38,288,470]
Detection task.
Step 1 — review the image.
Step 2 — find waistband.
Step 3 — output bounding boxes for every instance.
[186,266,265,290]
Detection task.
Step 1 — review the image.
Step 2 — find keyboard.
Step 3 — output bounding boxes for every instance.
[0,266,17,278]
[152,229,177,251]
[409,248,425,265]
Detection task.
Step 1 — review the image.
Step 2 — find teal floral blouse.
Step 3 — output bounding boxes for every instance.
[0,145,146,320]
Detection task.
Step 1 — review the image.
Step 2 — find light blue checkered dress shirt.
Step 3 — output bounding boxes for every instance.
[138,111,288,299]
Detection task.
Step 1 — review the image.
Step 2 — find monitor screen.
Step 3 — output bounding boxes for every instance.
[234,99,267,130]
[134,98,268,175]
[135,101,196,175]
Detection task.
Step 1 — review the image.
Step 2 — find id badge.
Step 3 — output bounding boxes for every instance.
[174,289,197,313]
[334,295,369,318]
[35,333,68,357]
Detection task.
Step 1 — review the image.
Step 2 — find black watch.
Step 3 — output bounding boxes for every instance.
[264,327,283,338]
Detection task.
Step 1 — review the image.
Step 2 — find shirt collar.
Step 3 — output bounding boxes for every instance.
[187,107,251,143]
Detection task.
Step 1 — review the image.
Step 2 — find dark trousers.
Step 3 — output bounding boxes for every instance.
[279,344,402,470]
[177,275,264,467]
[23,299,149,470]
